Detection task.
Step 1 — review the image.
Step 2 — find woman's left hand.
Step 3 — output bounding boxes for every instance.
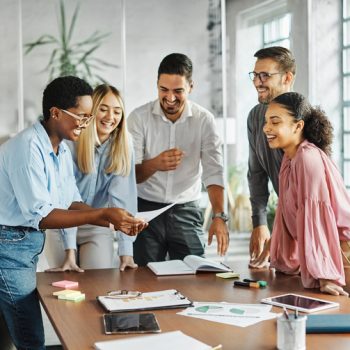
[119,255,138,271]
[319,279,349,296]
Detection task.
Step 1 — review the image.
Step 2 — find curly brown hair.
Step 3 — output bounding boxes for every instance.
[272,92,334,156]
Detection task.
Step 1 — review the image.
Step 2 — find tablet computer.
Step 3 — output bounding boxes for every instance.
[103,313,161,334]
[261,293,339,313]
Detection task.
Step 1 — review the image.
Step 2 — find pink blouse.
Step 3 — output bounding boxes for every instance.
[270,140,350,288]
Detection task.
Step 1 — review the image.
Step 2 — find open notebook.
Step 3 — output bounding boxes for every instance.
[147,255,232,276]
[94,330,214,350]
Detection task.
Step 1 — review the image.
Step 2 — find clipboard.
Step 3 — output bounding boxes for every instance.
[97,289,192,313]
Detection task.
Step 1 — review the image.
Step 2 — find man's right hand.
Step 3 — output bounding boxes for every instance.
[249,225,270,263]
[154,148,184,171]
[105,208,148,236]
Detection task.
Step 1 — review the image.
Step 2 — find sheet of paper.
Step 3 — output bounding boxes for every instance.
[94,330,211,350]
[137,202,176,222]
[178,302,277,327]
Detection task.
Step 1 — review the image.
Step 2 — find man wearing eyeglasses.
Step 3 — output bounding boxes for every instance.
[247,46,296,268]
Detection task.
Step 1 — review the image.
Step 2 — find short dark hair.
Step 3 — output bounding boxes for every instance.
[272,92,333,155]
[42,76,93,120]
[157,53,193,82]
[254,46,296,75]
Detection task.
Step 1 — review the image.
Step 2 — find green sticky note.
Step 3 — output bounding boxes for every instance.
[216,272,240,279]
[230,308,245,315]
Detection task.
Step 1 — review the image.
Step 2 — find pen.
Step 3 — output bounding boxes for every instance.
[294,309,298,319]
[243,278,268,288]
[283,307,293,331]
[220,261,233,271]
[233,281,260,288]
[211,345,223,350]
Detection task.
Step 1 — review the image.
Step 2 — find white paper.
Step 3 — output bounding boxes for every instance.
[94,330,211,350]
[178,302,278,327]
[137,202,176,222]
[97,289,191,312]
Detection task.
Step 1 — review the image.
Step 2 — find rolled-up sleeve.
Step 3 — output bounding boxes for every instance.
[9,152,55,229]
[127,111,144,165]
[201,115,224,188]
[247,111,269,227]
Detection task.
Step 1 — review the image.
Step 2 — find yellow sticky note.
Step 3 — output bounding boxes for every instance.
[216,272,240,279]
[58,293,85,302]
[53,289,81,297]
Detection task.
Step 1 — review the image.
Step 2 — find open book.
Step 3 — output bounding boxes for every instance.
[147,255,232,276]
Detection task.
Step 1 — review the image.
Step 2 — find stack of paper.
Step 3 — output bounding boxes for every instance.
[94,330,213,350]
[178,302,277,327]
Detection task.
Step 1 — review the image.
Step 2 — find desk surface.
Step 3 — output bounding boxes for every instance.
[37,261,350,350]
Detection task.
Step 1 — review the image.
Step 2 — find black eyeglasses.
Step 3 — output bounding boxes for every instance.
[249,71,284,82]
[60,109,94,127]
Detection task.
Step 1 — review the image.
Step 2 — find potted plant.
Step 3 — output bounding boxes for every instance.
[24,0,117,86]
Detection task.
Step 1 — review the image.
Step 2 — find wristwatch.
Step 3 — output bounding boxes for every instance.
[212,212,229,222]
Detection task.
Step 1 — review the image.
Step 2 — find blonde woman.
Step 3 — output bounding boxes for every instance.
[45,84,139,271]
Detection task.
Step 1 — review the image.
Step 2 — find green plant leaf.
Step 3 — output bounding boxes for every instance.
[67,2,80,45]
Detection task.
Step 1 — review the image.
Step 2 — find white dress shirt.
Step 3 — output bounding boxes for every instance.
[127,100,224,204]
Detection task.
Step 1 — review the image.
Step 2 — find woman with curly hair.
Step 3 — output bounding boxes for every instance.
[254,91,350,296]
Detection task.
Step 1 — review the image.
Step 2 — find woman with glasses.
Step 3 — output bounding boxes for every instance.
[45,84,138,272]
[0,76,146,349]
[255,91,350,296]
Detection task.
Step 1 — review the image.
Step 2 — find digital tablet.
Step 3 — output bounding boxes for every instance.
[103,313,161,334]
[261,293,339,313]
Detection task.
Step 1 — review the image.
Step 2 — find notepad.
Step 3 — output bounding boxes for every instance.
[147,255,232,276]
[94,330,211,350]
[97,289,192,312]
[306,314,350,333]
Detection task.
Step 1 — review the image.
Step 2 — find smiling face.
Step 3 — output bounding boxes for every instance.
[253,58,290,104]
[157,73,192,121]
[54,95,93,142]
[95,91,123,143]
[263,102,304,158]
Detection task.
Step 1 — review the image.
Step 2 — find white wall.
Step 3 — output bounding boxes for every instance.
[0,0,211,138]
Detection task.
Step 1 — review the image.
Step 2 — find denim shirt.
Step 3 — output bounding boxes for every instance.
[0,121,81,229]
[63,136,137,256]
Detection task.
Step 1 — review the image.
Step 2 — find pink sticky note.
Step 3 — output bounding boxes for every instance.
[52,280,79,289]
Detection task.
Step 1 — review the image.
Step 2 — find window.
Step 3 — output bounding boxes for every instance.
[343,0,350,188]
[263,13,291,48]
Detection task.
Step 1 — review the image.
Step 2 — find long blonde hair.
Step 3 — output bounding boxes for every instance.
[76,84,131,176]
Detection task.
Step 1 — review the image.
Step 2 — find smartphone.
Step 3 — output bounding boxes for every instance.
[261,293,339,313]
[103,313,161,334]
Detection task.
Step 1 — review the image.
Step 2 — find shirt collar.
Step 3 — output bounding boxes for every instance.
[152,99,193,122]
[33,121,67,156]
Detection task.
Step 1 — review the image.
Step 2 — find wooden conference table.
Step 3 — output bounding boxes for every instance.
[37,261,350,350]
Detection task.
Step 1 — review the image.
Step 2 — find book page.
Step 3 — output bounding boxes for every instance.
[147,260,195,275]
[184,255,231,272]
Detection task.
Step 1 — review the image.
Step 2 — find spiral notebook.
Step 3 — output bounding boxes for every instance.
[97,289,192,313]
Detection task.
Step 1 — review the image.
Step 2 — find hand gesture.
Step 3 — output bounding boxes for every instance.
[45,249,84,273]
[320,279,349,296]
[249,237,271,269]
[154,148,184,171]
[208,219,229,256]
[249,225,271,261]
[106,208,148,235]
[119,256,138,271]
